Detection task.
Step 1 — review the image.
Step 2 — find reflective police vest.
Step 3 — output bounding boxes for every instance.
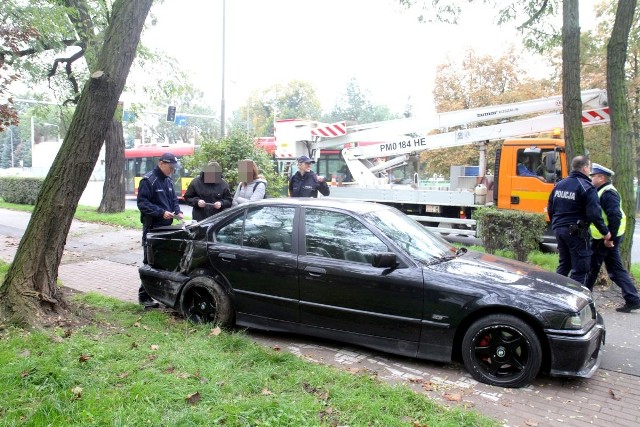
[590,184,626,239]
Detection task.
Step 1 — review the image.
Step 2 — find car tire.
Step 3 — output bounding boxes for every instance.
[179,276,234,326]
[461,314,542,388]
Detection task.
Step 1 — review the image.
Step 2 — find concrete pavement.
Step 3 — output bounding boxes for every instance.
[2,201,640,426]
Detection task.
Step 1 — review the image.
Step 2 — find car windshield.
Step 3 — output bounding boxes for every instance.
[362,208,458,264]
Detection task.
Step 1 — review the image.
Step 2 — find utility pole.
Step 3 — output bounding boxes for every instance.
[220,0,226,138]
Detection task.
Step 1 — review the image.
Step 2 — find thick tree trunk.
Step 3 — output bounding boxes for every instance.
[0,0,153,327]
[98,119,126,213]
[562,0,584,164]
[607,0,638,269]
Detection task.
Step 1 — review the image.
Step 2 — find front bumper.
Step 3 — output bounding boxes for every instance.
[546,313,606,378]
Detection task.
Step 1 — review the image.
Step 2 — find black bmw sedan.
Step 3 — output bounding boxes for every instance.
[139,198,605,388]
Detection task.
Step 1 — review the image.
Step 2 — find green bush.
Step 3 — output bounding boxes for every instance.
[0,176,44,205]
[474,207,547,261]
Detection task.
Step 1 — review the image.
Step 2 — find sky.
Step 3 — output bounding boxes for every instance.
[140,0,599,121]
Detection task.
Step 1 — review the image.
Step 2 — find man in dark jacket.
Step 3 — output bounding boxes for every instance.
[289,155,331,198]
[585,163,640,312]
[137,152,184,308]
[547,156,611,286]
[184,161,233,221]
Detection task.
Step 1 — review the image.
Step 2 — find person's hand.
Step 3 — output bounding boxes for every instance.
[317,176,325,183]
[162,211,174,219]
[176,212,184,220]
[197,200,206,208]
[213,201,222,209]
[604,239,615,248]
[603,232,612,241]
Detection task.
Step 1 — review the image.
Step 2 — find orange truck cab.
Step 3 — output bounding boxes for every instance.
[494,138,567,239]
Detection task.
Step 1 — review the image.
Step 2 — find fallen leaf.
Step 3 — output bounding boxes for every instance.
[185,391,201,405]
[78,354,92,363]
[150,344,159,350]
[20,370,31,378]
[148,354,157,361]
[421,381,436,391]
[209,327,222,336]
[261,388,273,395]
[271,345,281,351]
[443,393,461,402]
[71,386,83,400]
[524,421,538,427]
[164,366,176,374]
[118,372,130,379]
[412,421,429,427]
[609,389,622,401]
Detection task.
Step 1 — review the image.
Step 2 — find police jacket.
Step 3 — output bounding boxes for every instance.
[137,166,182,228]
[590,183,626,239]
[183,174,233,221]
[547,170,608,236]
[289,171,330,198]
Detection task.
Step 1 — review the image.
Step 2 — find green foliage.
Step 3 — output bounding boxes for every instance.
[0,176,44,204]
[236,81,323,137]
[0,292,497,427]
[474,206,547,261]
[183,129,288,197]
[323,77,400,124]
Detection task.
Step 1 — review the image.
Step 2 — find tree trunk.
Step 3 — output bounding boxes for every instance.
[607,0,638,269]
[0,0,153,327]
[562,0,584,164]
[98,119,126,213]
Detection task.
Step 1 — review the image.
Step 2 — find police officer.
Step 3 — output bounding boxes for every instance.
[289,155,331,198]
[585,163,640,312]
[547,156,611,285]
[137,152,184,308]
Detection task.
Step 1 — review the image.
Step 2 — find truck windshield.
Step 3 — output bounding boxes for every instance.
[362,208,458,265]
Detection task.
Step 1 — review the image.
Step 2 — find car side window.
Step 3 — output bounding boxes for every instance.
[239,206,295,252]
[304,208,388,263]
[215,214,244,245]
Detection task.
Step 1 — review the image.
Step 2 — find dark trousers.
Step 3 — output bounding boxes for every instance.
[555,226,591,285]
[139,227,151,301]
[586,236,640,304]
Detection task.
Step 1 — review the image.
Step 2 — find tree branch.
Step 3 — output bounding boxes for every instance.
[517,0,549,30]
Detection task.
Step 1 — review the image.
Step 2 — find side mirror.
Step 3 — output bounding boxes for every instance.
[372,252,398,268]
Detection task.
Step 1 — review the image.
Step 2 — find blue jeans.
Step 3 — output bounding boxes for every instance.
[555,226,591,285]
[586,236,640,304]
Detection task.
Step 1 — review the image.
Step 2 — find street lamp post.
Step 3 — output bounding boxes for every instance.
[220,0,226,138]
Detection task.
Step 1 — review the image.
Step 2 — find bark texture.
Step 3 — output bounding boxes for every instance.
[607,0,638,269]
[98,119,126,213]
[0,0,153,327]
[562,0,584,164]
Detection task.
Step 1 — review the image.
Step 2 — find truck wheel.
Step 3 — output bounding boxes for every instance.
[461,314,541,388]
[179,276,234,327]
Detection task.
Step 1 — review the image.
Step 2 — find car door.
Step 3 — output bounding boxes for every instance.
[298,208,424,343]
[208,205,299,323]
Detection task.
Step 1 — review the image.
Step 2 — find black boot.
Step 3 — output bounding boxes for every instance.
[138,285,160,309]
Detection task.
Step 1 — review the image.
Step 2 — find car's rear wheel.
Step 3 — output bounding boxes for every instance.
[179,276,234,326]
[461,314,541,388]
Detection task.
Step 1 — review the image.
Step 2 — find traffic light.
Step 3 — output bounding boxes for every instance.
[166,105,176,122]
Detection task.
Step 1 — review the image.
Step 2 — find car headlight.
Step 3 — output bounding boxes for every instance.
[561,304,594,330]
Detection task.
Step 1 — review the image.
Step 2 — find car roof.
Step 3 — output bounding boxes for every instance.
[239,197,393,215]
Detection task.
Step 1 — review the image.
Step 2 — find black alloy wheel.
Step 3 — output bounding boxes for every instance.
[461,314,542,388]
[179,276,233,326]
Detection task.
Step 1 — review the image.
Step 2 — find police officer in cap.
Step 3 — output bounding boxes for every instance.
[289,155,331,198]
[137,152,184,308]
[585,163,640,312]
[547,156,611,285]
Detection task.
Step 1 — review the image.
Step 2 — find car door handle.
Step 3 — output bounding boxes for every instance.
[219,253,236,261]
[304,266,326,276]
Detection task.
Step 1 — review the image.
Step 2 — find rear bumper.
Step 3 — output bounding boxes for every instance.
[546,313,605,378]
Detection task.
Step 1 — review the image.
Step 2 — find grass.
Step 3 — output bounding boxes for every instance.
[0,288,497,427]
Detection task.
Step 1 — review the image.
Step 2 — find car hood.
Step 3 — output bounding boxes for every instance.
[425,250,589,310]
